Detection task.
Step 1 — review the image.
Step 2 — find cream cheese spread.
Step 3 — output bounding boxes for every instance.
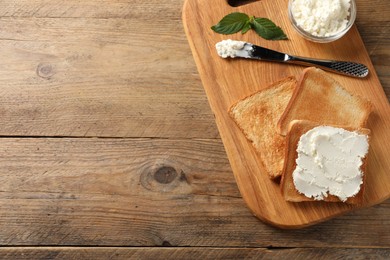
[215,39,253,58]
[291,0,351,37]
[293,126,369,202]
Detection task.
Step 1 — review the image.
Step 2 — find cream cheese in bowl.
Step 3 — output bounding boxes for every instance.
[288,0,356,42]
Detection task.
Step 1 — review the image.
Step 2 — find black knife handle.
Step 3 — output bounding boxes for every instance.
[287,56,369,78]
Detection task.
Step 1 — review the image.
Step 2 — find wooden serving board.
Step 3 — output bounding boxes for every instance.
[182,0,390,228]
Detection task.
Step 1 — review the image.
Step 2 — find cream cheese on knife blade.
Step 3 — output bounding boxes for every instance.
[215,39,253,58]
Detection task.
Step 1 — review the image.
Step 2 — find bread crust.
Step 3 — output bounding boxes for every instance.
[280,120,370,205]
[277,67,372,136]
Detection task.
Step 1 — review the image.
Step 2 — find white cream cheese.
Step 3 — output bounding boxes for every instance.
[293,126,369,202]
[291,0,351,37]
[215,39,252,58]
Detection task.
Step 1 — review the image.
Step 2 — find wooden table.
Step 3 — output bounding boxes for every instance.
[0,0,388,258]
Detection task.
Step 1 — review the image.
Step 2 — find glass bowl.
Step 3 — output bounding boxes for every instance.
[288,0,356,43]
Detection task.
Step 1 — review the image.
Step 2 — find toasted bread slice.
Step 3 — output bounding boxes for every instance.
[277,67,372,136]
[229,76,297,179]
[281,120,370,205]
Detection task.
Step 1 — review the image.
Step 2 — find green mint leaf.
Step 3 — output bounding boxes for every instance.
[251,17,288,40]
[211,12,288,40]
[241,21,251,34]
[211,12,249,35]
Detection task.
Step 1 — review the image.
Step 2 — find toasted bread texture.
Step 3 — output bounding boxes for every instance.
[281,120,370,205]
[277,67,372,136]
[229,76,297,179]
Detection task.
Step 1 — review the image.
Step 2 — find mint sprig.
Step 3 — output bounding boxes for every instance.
[211,12,287,40]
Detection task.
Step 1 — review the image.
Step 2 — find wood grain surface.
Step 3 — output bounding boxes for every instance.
[0,247,389,259]
[0,0,388,258]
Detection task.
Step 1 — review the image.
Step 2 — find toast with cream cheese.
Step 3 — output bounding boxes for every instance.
[281,120,370,205]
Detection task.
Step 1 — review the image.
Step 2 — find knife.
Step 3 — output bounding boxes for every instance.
[217,41,369,78]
